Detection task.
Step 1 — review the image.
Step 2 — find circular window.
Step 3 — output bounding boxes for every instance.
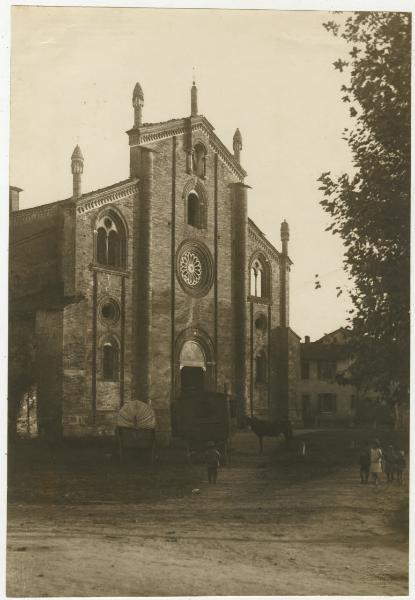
[180,251,202,286]
[100,299,120,323]
[176,241,213,297]
[255,314,267,331]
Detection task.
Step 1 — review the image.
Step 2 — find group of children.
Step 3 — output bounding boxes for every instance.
[205,438,407,487]
[359,440,406,485]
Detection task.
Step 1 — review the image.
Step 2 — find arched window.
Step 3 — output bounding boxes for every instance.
[95,214,126,268]
[187,191,206,229]
[250,258,268,297]
[192,143,206,178]
[102,341,119,381]
[255,351,267,384]
[187,192,200,227]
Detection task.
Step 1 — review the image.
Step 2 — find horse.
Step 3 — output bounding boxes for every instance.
[245,415,293,455]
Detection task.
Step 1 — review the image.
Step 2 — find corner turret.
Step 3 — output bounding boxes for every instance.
[133,82,144,127]
[233,128,242,162]
[191,79,198,117]
[281,219,289,255]
[71,145,84,198]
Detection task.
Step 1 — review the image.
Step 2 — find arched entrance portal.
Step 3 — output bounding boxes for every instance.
[175,328,215,399]
[180,340,206,396]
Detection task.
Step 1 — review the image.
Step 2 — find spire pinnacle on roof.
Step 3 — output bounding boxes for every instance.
[71,144,84,161]
[281,219,290,255]
[191,71,198,117]
[233,128,242,162]
[132,82,144,127]
[133,82,144,102]
[71,145,84,198]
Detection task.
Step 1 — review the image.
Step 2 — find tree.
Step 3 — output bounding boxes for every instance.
[318,12,410,406]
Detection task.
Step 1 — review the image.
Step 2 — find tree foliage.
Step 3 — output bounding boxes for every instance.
[318,12,410,401]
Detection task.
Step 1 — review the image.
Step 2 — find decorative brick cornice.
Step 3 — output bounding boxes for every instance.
[11,179,139,223]
[128,115,247,181]
[10,202,61,224]
[76,181,139,215]
[248,219,281,263]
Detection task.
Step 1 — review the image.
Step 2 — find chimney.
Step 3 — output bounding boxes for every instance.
[9,186,22,212]
[305,335,310,344]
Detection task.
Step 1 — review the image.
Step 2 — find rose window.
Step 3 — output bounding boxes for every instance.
[180,251,202,286]
[176,241,213,297]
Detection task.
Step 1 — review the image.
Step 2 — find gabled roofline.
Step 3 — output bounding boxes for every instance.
[10,178,139,223]
[127,114,247,181]
[314,327,350,344]
[76,178,139,215]
[248,218,293,264]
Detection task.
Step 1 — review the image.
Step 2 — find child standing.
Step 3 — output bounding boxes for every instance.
[205,440,221,484]
[384,444,397,483]
[369,439,383,485]
[359,445,370,484]
[395,450,406,485]
[297,439,306,461]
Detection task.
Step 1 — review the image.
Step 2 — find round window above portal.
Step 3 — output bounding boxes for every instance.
[176,241,213,297]
[255,313,268,332]
[99,298,121,324]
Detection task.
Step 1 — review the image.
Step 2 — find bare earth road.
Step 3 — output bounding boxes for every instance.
[7,430,408,596]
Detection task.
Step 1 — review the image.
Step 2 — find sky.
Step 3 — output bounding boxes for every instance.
[10,7,356,341]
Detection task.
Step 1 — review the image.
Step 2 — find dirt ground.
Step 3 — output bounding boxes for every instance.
[7,428,409,597]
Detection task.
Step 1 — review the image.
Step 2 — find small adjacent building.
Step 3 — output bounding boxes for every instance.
[299,328,386,426]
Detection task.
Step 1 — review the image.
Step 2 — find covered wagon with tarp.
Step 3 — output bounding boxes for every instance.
[116,400,156,464]
[174,392,238,464]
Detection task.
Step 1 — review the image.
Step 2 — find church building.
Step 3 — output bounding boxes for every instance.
[9,81,301,441]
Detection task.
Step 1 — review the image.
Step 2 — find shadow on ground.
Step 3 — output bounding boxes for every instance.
[8,427,409,508]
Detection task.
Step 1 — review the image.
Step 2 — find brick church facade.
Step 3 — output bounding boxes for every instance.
[9,81,301,441]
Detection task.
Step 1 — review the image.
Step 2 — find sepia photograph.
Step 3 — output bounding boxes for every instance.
[4,2,411,597]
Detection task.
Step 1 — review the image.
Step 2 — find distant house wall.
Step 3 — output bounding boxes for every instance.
[298,329,384,426]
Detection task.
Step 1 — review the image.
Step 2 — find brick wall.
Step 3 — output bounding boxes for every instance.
[61,191,136,436]
[10,122,298,439]
[272,326,301,422]
[10,207,61,298]
[246,226,283,419]
[35,309,63,439]
[143,131,239,440]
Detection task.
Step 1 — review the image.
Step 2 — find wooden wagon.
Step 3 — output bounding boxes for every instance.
[116,427,156,465]
[174,392,238,464]
[116,400,156,465]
